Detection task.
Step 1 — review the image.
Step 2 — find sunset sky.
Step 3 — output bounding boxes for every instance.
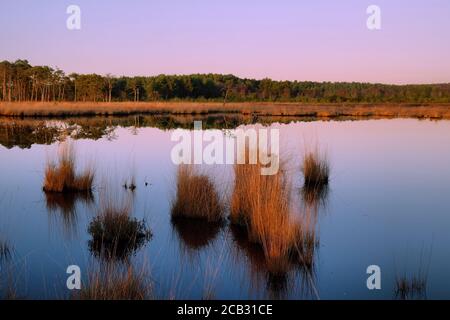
[1,0,449,84]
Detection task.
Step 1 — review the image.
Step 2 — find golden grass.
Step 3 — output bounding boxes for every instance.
[77,265,152,300]
[88,193,152,260]
[171,165,225,222]
[301,148,329,189]
[230,151,317,273]
[1,101,450,119]
[43,142,94,193]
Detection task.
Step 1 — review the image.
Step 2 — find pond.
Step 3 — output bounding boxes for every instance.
[1,115,450,300]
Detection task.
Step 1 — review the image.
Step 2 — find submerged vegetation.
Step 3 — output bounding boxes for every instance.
[88,193,152,260]
[171,165,225,223]
[43,142,94,193]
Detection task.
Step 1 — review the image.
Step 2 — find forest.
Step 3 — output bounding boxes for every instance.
[1,59,450,103]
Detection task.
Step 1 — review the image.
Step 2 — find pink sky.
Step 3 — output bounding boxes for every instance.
[1,0,449,84]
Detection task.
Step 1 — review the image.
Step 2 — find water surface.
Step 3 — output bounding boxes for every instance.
[1,116,449,299]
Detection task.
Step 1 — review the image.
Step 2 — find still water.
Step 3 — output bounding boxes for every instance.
[0,116,450,299]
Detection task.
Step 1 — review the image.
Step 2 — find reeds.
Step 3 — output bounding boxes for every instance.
[88,193,152,260]
[2,101,450,119]
[395,275,427,300]
[77,265,152,300]
[171,165,224,223]
[43,142,94,193]
[301,148,329,189]
[230,151,317,274]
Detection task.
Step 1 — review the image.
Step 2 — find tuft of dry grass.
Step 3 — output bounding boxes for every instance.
[77,265,152,300]
[88,194,152,260]
[171,165,225,223]
[43,142,94,193]
[230,150,317,273]
[301,148,329,189]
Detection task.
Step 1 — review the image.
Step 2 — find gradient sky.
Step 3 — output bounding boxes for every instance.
[1,0,449,84]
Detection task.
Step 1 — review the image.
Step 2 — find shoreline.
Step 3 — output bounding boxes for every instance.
[1,101,450,119]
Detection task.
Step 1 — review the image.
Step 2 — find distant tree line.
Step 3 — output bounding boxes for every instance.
[1,59,450,103]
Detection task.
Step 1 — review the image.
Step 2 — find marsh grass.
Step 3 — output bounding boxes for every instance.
[301,148,330,189]
[2,101,450,119]
[77,265,152,300]
[43,142,94,193]
[171,165,225,223]
[230,150,318,274]
[395,275,427,300]
[88,193,152,260]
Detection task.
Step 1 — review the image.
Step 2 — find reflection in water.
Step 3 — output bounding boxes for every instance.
[1,117,450,299]
[45,191,94,239]
[0,121,60,149]
[301,184,329,211]
[229,224,292,299]
[87,193,152,262]
[229,208,320,299]
[0,114,325,149]
[171,217,224,251]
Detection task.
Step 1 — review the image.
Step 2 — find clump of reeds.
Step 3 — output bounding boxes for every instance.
[230,150,317,274]
[77,265,152,300]
[395,275,427,300]
[122,175,137,191]
[171,165,224,223]
[301,148,329,189]
[43,142,94,193]
[88,194,152,260]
